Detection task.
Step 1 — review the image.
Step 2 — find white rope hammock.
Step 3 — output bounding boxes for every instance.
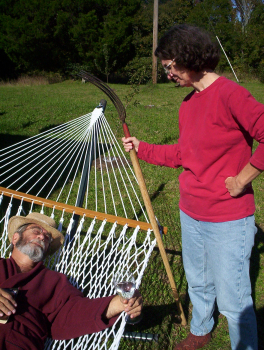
[0,102,157,349]
[0,194,156,350]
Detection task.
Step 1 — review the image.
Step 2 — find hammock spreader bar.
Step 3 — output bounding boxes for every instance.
[0,186,167,233]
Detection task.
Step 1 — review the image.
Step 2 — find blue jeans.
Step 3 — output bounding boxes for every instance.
[180,210,258,350]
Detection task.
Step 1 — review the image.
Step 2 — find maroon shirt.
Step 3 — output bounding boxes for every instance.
[0,257,117,350]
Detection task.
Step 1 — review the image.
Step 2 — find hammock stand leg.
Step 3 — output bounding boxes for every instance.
[123,124,187,326]
[121,331,159,342]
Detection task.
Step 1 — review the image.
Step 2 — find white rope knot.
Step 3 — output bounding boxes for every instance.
[50,206,55,219]
[40,203,45,214]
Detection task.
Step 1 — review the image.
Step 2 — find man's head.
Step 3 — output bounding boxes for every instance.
[8,212,64,262]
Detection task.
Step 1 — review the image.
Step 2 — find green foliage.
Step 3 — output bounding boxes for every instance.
[65,63,92,79]
[125,56,152,84]
[94,44,117,83]
[0,0,140,76]
[259,61,264,84]
[123,56,152,108]
[0,0,264,82]
[131,0,193,59]
[186,0,236,70]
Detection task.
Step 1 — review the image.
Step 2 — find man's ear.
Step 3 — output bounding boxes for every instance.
[12,232,20,246]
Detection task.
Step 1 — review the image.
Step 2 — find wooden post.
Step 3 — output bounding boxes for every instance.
[152,0,158,84]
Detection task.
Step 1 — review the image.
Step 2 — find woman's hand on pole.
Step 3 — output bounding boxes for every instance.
[122,137,140,153]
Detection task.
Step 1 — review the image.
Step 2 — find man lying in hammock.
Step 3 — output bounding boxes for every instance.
[0,212,143,350]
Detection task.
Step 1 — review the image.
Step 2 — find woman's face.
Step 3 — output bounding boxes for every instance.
[161,59,193,87]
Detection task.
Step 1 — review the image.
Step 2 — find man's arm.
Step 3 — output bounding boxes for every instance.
[48,274,143,340]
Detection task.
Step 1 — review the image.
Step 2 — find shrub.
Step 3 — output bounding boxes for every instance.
[259,61,264,84]
[125,56,152,85]
[65,63,92,79]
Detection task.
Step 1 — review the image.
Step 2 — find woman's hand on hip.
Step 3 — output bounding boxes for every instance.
[225,176,246,197]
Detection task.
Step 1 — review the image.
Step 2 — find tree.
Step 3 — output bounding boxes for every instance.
[130,0,193,60]
[0,0,263,81]
[232,0,257,32]
[239,2,264,68]
[94,44,116,83]
[186,0,237,71]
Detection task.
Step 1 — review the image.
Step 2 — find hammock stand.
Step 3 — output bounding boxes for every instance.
[0,84,186,349]
[78,72,186,326]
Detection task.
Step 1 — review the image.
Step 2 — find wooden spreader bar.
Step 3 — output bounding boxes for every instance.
[0,186,167,233]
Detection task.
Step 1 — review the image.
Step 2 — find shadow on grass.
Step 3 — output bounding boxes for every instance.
[251,224,264,349]
[256,306,264,350]
[0,133,27,150]
[125,302,184,342]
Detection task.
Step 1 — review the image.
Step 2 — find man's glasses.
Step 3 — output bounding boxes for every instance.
[164,58,176,75]
[27,225,53,244]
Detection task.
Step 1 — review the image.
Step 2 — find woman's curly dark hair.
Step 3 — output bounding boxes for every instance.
[155,24,220,72]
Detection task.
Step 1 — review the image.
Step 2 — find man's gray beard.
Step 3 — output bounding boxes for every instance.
[16,238,45,263]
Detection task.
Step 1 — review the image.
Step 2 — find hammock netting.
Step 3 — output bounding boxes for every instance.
[0,103,157,349]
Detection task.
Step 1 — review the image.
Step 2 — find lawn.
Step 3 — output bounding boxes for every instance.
[0,78,264,349]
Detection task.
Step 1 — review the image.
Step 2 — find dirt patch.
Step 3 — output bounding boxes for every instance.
[92,156,132,171]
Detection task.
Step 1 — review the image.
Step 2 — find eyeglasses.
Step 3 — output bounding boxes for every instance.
[164,58,176,75]
[27,225,53,244]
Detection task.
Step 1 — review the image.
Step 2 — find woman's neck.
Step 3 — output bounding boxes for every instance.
[191,70,220,92]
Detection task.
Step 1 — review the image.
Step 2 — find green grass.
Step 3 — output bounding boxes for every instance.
[0,79,264,349]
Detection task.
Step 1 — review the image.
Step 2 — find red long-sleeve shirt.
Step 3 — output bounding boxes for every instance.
[138,77,264,222]
[0,257,117,350]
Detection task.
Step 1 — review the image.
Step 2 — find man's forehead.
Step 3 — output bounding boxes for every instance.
[26,224,48,233]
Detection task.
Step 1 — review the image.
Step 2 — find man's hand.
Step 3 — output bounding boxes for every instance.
[104,290,143,320]
[0,288,17,318]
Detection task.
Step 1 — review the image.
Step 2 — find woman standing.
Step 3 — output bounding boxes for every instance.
[122,24,264,350]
